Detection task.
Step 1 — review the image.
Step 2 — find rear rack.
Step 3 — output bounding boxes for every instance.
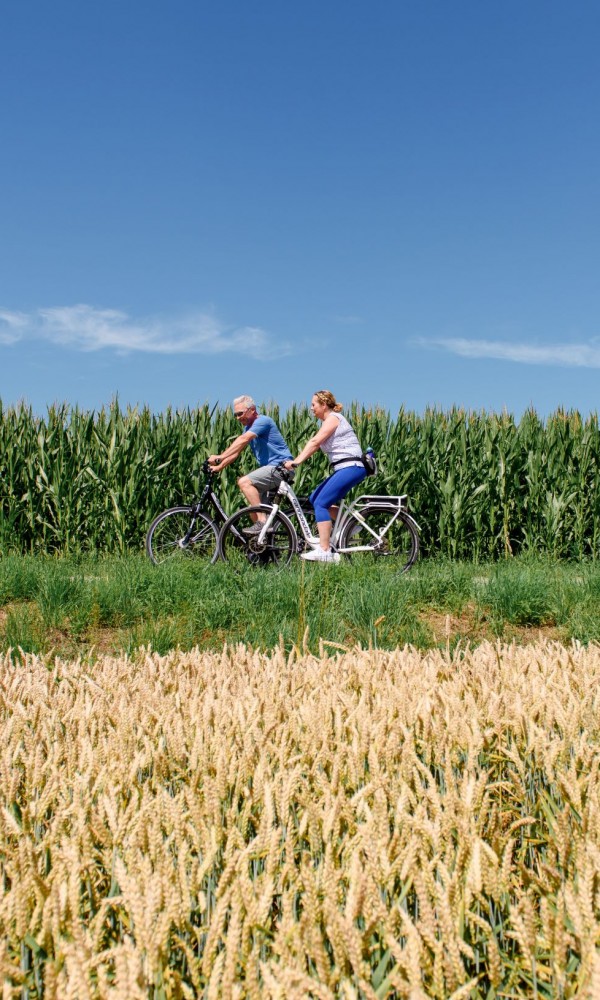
[353,494,408,508]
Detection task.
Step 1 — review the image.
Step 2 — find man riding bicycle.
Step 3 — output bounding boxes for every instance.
[208,395,293,534]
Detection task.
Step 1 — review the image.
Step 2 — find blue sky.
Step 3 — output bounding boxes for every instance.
[2,1,600,418]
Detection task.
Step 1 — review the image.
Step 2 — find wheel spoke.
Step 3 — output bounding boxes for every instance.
[146,508,218,566]
[340,507,418,572]
[219,506,296,569]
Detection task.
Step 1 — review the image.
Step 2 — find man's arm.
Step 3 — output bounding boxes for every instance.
[208,431,256,471]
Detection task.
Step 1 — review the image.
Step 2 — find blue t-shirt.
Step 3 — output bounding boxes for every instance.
[243,414,292,466]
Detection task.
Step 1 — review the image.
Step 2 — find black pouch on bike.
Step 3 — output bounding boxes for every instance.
[362,450,377,476]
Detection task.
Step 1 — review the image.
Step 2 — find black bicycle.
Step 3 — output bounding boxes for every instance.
[146,460,316,566]
[145,460,228,565]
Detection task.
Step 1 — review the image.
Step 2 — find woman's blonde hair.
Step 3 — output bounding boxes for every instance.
[314,390,343,413]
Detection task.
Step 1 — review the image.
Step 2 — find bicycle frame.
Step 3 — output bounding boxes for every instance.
[334,494,420,552]
[170,474,229,549]
[252,476,419,554]
[248,479,312,547]
[191,482,228,525]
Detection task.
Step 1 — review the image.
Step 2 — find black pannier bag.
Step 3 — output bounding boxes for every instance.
[362,448,377,476]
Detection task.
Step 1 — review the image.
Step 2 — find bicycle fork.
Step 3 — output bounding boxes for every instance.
[255,504,281,545]
[178,502,219,549]
[179,514,201,548]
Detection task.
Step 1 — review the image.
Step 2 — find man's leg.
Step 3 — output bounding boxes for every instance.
[238,466,281,523]
[237,475,262,508]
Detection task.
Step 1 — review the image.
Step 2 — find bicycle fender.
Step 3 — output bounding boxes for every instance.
[402,512,421,533]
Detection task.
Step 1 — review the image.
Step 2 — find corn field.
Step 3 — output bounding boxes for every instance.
[1,640,600,997]
[1,400,600,558]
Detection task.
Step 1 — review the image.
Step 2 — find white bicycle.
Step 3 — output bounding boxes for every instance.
[216,467,420,572]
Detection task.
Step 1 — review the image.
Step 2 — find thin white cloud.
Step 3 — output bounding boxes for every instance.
[0,310,29,345]
[0,304,295,361]
[417,336,600,369]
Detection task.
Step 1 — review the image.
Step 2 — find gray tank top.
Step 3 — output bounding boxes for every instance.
[320,413,362,466]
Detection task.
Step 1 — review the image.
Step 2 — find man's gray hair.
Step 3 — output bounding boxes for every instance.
[233,395,256,410]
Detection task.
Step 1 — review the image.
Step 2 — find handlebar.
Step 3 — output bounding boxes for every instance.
[276,463,296,484]
[201,458,294,481]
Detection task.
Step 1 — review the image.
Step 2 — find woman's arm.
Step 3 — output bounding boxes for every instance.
[289,414,340,466]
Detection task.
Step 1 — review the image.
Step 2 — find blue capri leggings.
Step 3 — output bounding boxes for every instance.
[310,465,367,523]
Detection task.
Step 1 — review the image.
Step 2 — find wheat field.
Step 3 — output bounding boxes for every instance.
[1,641,600,998]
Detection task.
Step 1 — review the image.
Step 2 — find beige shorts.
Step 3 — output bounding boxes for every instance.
[246,464,285,499]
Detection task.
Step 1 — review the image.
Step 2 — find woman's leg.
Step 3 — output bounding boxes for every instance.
[317,519,333,550]
[310,468,366,551]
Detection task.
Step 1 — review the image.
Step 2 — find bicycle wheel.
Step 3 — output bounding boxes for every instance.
[338,506,419,573]
[146,507,219,565]
[218,504,297,569]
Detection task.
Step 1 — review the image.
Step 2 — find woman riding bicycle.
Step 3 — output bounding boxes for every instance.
[284,390,366,563]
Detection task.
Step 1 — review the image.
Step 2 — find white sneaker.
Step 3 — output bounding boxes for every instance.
[300,547,340,563]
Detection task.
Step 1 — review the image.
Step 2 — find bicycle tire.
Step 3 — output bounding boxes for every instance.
[338,505,419,573]
[146,506,219,566]
[218,504,297,569]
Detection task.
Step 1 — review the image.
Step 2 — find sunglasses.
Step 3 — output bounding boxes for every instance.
[234,407,248,417]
